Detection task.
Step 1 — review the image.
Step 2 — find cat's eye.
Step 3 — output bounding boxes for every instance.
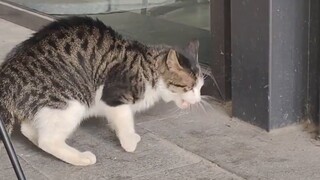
[169,81,187,89]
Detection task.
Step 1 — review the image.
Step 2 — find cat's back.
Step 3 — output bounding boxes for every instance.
[1,16,122,72]
[0,17,122,118]
[0,16,122,87]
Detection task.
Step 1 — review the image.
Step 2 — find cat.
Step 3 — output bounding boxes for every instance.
[0,16,204,166]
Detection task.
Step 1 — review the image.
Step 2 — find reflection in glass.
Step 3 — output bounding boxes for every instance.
[7,0,211,65]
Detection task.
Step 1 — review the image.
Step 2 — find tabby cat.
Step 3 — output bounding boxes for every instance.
[0,17,204,166]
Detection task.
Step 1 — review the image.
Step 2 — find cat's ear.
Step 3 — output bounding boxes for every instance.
[185,39,199,61]
[166,49,182,70]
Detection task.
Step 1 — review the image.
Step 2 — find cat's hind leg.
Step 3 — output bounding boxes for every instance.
[34,101,96,166]
[21,121,38,145]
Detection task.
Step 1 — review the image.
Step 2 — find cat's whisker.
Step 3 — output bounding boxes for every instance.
[200,99,215,112]
[201,95,214,100]
[168,107,181,116]
[196,102,204,114]
[198,101,206,114]
[168,106,179,112]
[203,74,209,80]
[199,101,207,114]
[201,95,223,104]
[176,107,183,114]
[189,102,195,113]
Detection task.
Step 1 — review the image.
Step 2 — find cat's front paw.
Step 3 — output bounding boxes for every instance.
[76,151,97,166]
[119,133,141,152]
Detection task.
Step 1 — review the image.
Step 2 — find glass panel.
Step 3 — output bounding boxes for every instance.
[6,0,211,65]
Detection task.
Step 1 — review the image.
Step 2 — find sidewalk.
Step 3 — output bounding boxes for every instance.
[1,19,320,180]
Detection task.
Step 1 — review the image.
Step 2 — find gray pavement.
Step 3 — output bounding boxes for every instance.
[1,19,320,180]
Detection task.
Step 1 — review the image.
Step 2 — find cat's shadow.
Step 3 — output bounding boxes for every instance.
[80,117,118,141]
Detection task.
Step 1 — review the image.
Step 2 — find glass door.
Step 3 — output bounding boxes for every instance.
[1,0,226,100]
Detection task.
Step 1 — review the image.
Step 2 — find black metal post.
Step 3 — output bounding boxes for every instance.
[0,119,26,180]
[210,0,231,101]
[231,0,311,131]
[308,0,320,126]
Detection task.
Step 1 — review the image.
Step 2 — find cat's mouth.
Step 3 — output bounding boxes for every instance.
[180,100,191,109]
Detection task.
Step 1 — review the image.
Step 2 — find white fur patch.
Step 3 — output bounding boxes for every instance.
[130,83,161,113]
[34,100,86,140]
[31,100,96,166]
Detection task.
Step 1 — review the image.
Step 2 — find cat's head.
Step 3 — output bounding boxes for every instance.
[159,40,204,109]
